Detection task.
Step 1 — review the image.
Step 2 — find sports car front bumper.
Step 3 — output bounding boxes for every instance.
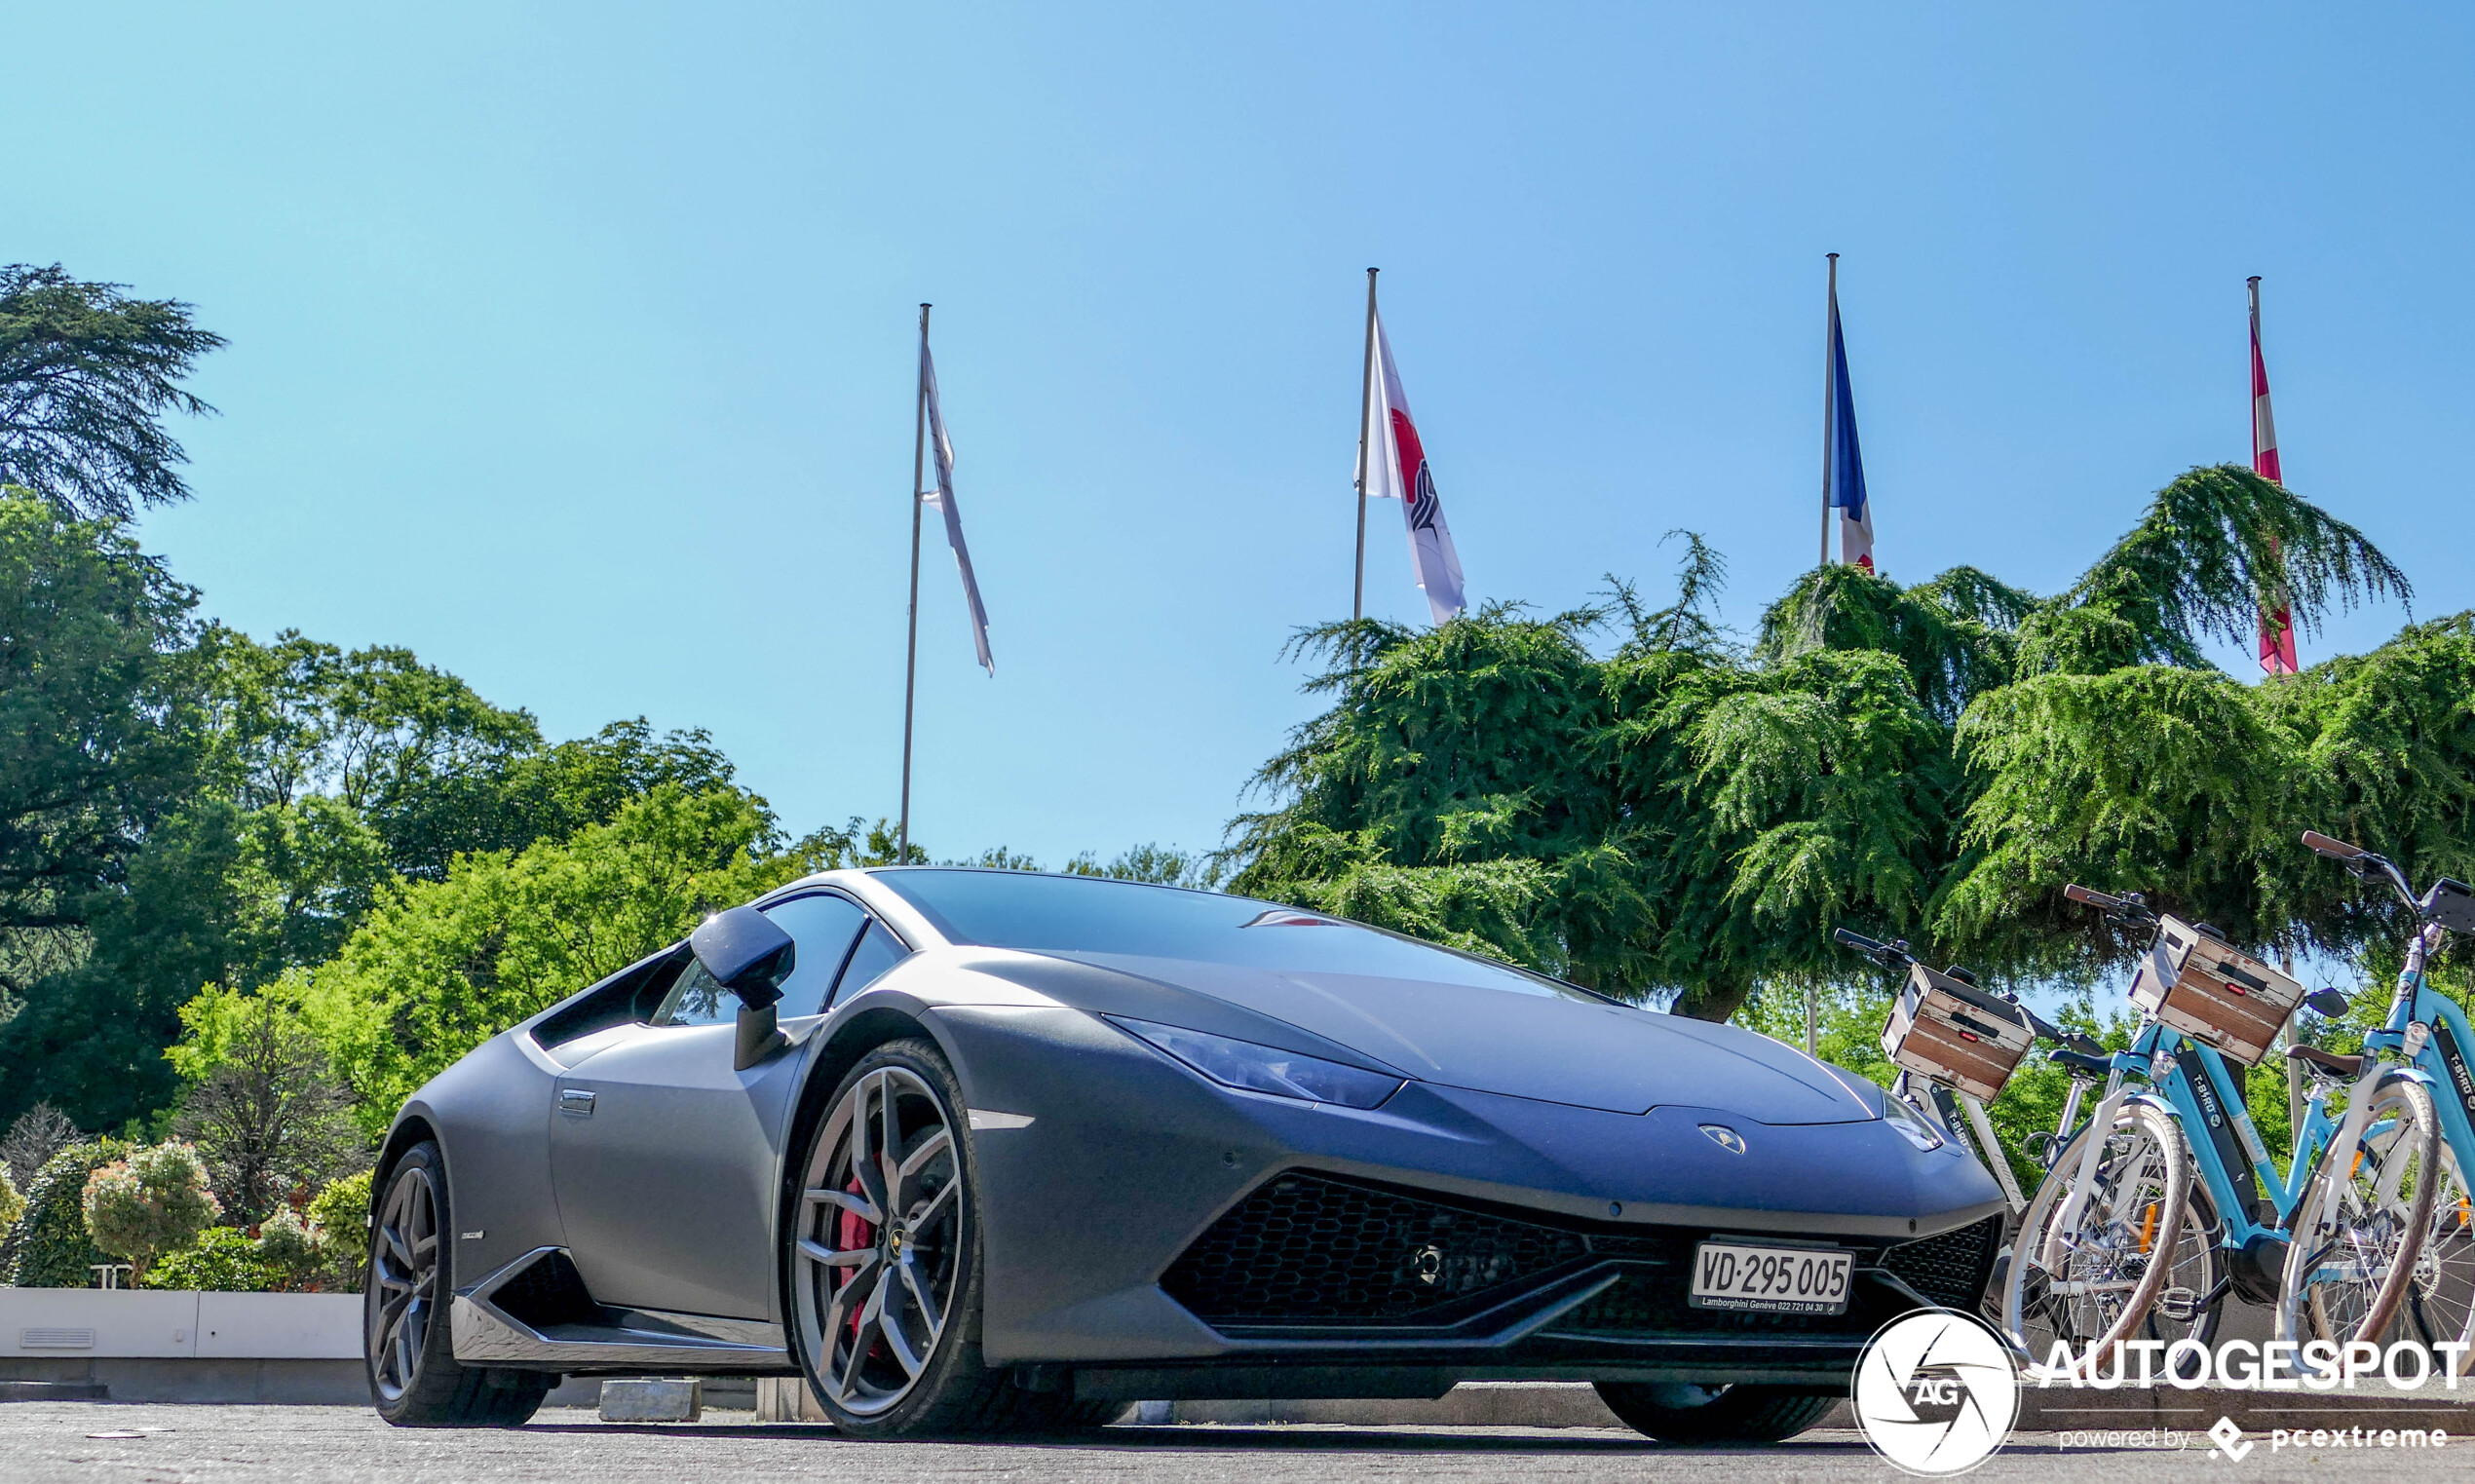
[933,1004,2005,1391]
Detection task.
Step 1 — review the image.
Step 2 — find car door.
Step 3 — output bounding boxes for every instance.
[547,894,872,1318]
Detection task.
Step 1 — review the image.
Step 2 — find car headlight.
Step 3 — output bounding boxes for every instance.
[1107,1016,1404,1110]
[1882,1095,1945,1153]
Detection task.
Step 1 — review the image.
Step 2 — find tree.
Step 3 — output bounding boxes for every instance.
[3,1138,125,1286]
[0,266,225,520]
[0,1103,77,1194]
[0,493,203,944]
[0,803,253,1131]
[82,1141,219,1281]
[267,784,806,1129]
[166,988,365,1225]
[1229,466,2415,1024]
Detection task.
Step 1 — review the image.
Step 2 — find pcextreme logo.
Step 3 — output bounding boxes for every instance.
[1853,1312,2020,1475]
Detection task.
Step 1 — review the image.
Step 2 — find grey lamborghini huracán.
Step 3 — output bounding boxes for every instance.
[364,868,2001,1441]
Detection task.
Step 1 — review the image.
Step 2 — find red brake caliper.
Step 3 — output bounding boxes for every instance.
[837,1176,872,1339]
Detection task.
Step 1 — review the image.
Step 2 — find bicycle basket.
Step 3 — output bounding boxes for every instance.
[1880,963,2037,1101]
[2126,916,2303,1066]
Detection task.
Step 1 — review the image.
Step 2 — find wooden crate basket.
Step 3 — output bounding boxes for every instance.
[1880,963,2037,1102]
[2126,916,2304,1066]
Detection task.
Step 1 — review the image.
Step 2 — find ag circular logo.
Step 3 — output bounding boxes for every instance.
[1852,1311,2018,1475]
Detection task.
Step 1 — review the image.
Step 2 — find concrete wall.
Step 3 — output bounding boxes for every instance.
[0,1290,362,1360]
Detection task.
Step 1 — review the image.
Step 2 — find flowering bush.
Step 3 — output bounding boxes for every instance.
[82,1141,221,1280]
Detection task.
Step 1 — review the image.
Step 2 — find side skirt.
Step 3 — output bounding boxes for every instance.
[451,1245,791,1372]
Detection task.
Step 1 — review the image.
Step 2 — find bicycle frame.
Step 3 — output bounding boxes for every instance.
[2283,923,2470,1313]
[2361,924,2475,1186]
[2041,1017,2372,1277]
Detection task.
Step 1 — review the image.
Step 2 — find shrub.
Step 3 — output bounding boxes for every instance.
[305,1169,372,1285]
[251,1206,326,1290]
[3,1139,125,1286]
[83,1141,220,1280]
[0,1167,21,1234]
[142,1227,280,1292]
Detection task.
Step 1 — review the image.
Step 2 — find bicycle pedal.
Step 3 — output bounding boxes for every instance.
[2157,1286,2203,1322]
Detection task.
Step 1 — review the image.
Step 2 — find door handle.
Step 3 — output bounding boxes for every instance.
[557,1087,596,1117]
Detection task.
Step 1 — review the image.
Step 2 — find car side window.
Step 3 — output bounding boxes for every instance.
[761,894,870,1017]
[655,957,735,1028]
[830,920,911,1008]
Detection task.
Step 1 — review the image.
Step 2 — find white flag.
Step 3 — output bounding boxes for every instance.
[1360,312,1466,624]
[920,341,993,674]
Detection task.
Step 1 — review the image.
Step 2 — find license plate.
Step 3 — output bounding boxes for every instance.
[1688,1241,1853,1314]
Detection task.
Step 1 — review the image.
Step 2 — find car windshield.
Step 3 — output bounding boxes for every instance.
[868,868,1603,1001]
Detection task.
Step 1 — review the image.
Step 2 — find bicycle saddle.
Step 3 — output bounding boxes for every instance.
[2284,1045,2364,1078]
[2048,1046,2113,1078]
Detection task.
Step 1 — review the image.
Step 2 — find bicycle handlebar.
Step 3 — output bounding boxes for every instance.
[2302,829,2365,861]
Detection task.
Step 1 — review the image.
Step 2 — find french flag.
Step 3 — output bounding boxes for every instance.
[1825,262,1873,572]
[2251,277,2297,675]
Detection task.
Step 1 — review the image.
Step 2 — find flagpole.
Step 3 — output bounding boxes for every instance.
[898,303,930,863]
[1352,267,1379,630]
[1820,253,1838,571]
[1810,254,1838,1060]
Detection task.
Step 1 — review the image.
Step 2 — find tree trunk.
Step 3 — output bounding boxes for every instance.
[1671,977,1752,1023]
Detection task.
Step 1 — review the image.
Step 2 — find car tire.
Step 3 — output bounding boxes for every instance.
[366,1139,554,1427]
[1593,1382,1836,1444]
[785,1038,1096,1437]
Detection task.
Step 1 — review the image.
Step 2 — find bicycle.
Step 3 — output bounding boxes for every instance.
[2001,884,2377,1374]
[2279,831,2475,1373]
[1831,927,2093,1217]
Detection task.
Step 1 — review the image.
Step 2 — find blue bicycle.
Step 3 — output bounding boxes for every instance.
[2278,831,2475,1372]
[1999,884,2396,1372]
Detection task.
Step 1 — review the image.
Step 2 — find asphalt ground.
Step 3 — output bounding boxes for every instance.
[0,1405,2466,1484]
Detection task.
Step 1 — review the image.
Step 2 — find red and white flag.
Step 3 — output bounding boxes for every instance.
[2251,278,2297,675]
[921,339,994,674]
[1360,312,1466,624]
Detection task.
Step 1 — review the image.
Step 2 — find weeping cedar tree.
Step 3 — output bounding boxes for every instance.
[1231,466,2422,1022]
[0,266,225,520]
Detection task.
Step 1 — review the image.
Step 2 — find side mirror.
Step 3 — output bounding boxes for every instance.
[690,905,795,1008]
[690,905,795,1071]
[2304,987,2349,1018]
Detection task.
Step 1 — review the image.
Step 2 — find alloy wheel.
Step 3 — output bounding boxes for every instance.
[792,1065,965,1416]
[369,1164,439,1402]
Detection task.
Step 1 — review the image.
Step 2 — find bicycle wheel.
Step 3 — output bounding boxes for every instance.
[2405,1144,2475,1378]
[2279,1071,2444,1357]
[2144,1179,2228,1380]
[2001,1100,2195,1375]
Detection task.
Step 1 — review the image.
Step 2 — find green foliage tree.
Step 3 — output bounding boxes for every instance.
[4,1139,126,1285]
[254,784,804,1130]
[0,265,225,520]
[1232,467,2416,1027]
[0,495,202,951]
[166,987,365,1225]
[83,1141,220,1281]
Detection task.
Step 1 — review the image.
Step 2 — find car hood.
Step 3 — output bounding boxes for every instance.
[1042,951,1873,1123]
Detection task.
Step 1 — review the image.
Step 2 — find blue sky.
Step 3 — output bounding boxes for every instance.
[8,4,2470,865]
